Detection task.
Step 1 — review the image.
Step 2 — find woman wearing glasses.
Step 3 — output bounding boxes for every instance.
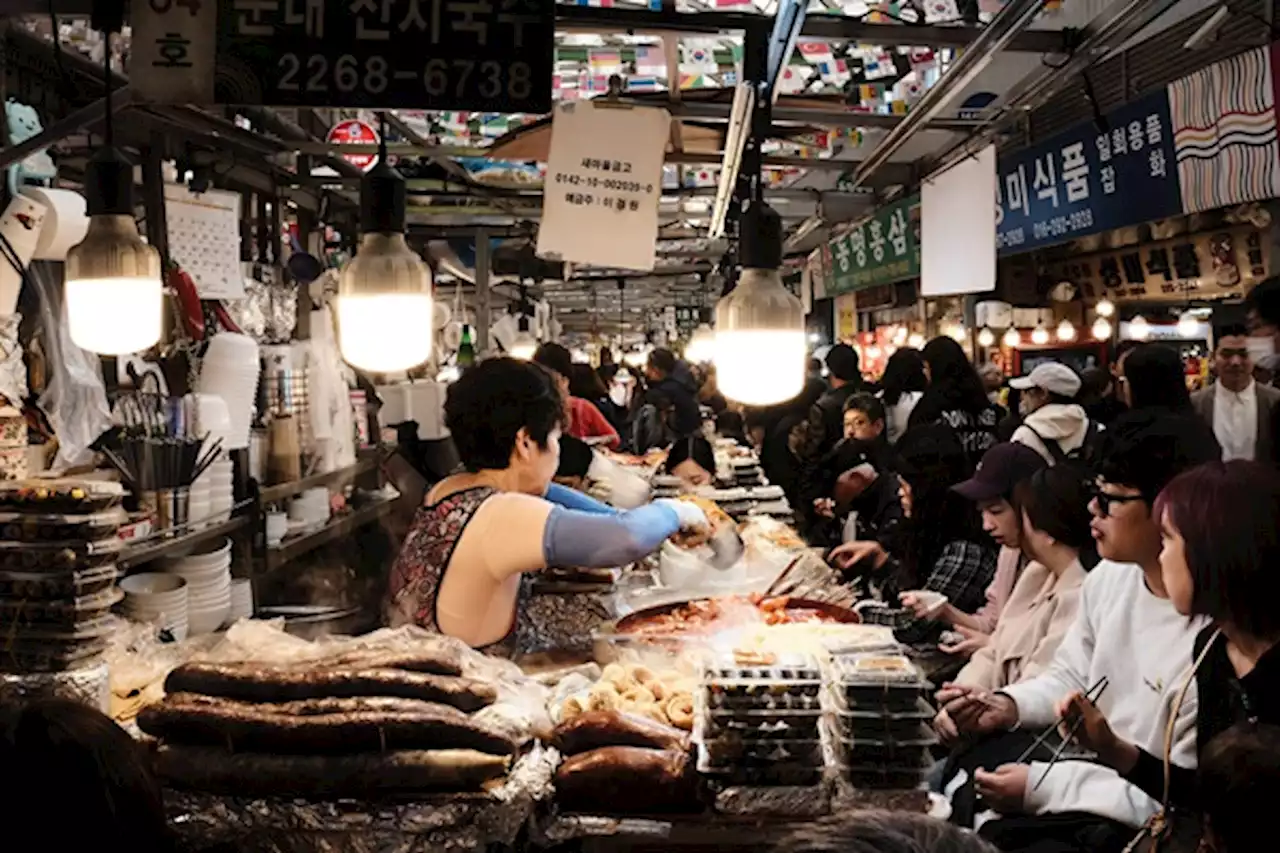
[1061,459,1280,812]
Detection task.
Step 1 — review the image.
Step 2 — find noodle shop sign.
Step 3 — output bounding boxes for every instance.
[128,0,554,113]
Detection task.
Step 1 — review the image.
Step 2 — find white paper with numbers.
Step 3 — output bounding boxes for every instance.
[164,185,246,300]
[128,0,217,103]
[537,101,670,272]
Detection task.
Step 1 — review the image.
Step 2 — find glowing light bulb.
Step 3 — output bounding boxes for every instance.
[1056,319,1077,342]
[1177,311,1199,339]
[1092,317,1113,340]
[1002,327,1022,348]
[1129,315,1152,340]
[1095,298,1115,318]
[1031,325,1050,345]
[977,327,996,348]
[907,333,924,349]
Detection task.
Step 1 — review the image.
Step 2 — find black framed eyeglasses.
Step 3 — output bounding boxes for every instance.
[1089,485,1147,517]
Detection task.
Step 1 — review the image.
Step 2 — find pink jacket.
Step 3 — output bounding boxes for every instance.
[971,546,1023,634]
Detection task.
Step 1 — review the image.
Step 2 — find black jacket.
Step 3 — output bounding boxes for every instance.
[646,366,702,438]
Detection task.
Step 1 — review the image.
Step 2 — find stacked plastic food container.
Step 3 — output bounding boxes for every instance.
[697,650,827,787]
[829,653,936,789]
[0,479,125,674]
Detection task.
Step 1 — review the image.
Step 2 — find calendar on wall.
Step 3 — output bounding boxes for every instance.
[164,185,245,300]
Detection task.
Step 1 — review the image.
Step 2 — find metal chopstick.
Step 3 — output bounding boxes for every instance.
[1015,676,1109,765]
[1030,677,1111,791]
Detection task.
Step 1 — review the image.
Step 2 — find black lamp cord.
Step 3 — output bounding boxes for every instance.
[378,112,388,164]
[103,31,113,148]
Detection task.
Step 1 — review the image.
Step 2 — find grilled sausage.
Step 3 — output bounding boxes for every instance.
[552,710,690,755]
[554,746,699,814]
[155,746,510,797]
[138,693,517,755]
[164,663,497,711]
[305,648,464,677]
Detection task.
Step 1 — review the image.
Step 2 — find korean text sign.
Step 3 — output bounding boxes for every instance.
[826,194,920,294]
[130,0,554,113]
[536,101,670,272]
[996,89,1182,254]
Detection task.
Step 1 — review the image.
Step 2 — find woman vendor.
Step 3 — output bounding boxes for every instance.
[386,357,708,656]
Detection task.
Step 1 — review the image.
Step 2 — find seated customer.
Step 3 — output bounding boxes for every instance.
[534,343,620,449]
[1060,459,1280,813]
[942,412,1219,851]
[936,465,1091,735]
[387,358,706,656]
[908,443,1047,656]
[0,699,174,851]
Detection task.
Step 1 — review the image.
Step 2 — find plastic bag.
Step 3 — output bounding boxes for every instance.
[30,262,110,471]
[0,312,28,406]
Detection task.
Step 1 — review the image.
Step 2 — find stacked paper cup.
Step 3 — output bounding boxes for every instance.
[196,333,261,451]
[119,573,189,641]
[162,538,231,635]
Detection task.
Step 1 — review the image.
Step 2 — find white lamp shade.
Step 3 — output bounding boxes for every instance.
[714,268,805,406]
[338,293,434,373]
[337,232,433,372]
[64,214,163,355]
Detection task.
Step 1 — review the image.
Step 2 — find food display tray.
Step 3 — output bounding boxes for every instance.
[0,538,124,572]
[697,756,824,787]
[0,508,126,543]
[702,650,821,682]
[703,737,823,766]
[705,683,822,712]
[839,758,931,790]
[0,638,108,673]
[705,709,822,741]
[0,587,122,628]
[0,564,118,599]
[0,479,124,514]
[833,700,936,740]
[4,613,117,642]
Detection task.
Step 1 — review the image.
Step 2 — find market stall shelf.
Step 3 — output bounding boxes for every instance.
[261,495,397,572]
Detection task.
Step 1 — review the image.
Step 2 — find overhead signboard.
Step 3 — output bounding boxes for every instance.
[825,194,920,295]
[996,89,1182,254]
[129,0,554,113]
[536,101,670,272]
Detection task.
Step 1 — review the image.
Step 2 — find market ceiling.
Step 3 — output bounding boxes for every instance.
[5,0,1229,332]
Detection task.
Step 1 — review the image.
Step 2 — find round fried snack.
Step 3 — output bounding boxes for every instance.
[600,663,628,686]
[620,685,657,707]
[588,686,620,712]
[665,693,695,730]
[633,702,670,725]
[562,695,588,722]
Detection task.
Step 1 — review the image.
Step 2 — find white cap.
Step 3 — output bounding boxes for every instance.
[1009,362,1082,398]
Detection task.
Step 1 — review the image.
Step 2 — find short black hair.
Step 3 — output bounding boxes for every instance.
[648,348,677,377]
[1245,275,1280,327]
[1214,323,1250,341]
[807,357,823,373]
[1122,343,1192,411]
[1094,409,1221,500]
[557,433,594,479]
[826,344,861,382]
[665,435,715,475]
[779,811,996,853]
[444,357,565,472]
[1014,466,1095,553]
[0,700,174,850]
[532,341,574,379]
[1111,339,1143,364]
[1154,461,1280,639]
[1201,723,1280,853]
[844,392,886,424]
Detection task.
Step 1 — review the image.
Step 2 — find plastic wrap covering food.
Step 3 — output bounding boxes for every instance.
[0,660,108,712]
[225,274,270,341]
[104,619,211,724]
[164,743,559,853]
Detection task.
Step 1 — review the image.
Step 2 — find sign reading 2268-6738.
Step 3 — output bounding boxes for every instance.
[130,0,553,112]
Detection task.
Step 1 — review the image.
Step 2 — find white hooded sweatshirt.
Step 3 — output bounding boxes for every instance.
[1011,403,1092,464]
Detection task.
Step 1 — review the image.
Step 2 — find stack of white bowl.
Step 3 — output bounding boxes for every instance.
[196,333,260,451]
[227,577,254,624]
[162,538,232,635]
[119,573,189,641]
[191,457,234,524]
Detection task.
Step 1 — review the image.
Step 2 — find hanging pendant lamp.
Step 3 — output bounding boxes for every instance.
[714,202,804,406]
[337,113,433,373]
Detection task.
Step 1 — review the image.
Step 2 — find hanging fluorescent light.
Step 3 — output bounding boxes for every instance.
[715,202,804,405]
[708,83,757,240]
[1176,310,1200,338]
[977,327,996,348]
[1056,318,1077,341]
[65,30,162,355]
[337,114,433,373]
[684,323,716,363]
[1002,327,1022,347]
[1128,315,1152,340]
[1095,298,1116,318]
[1092,316,1113,340]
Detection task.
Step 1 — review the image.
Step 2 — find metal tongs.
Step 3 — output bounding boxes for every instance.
[706,522,746,570]
[1016,676,1111,792]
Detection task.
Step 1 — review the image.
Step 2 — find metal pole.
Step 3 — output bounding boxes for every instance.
[474,229,491,354]
[851,0,1047,188]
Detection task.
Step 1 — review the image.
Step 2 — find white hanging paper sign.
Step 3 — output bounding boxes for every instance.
[537,101,670,272]
[164,185,246,300]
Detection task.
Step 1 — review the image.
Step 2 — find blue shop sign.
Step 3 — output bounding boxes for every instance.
[996,89,1183,254]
